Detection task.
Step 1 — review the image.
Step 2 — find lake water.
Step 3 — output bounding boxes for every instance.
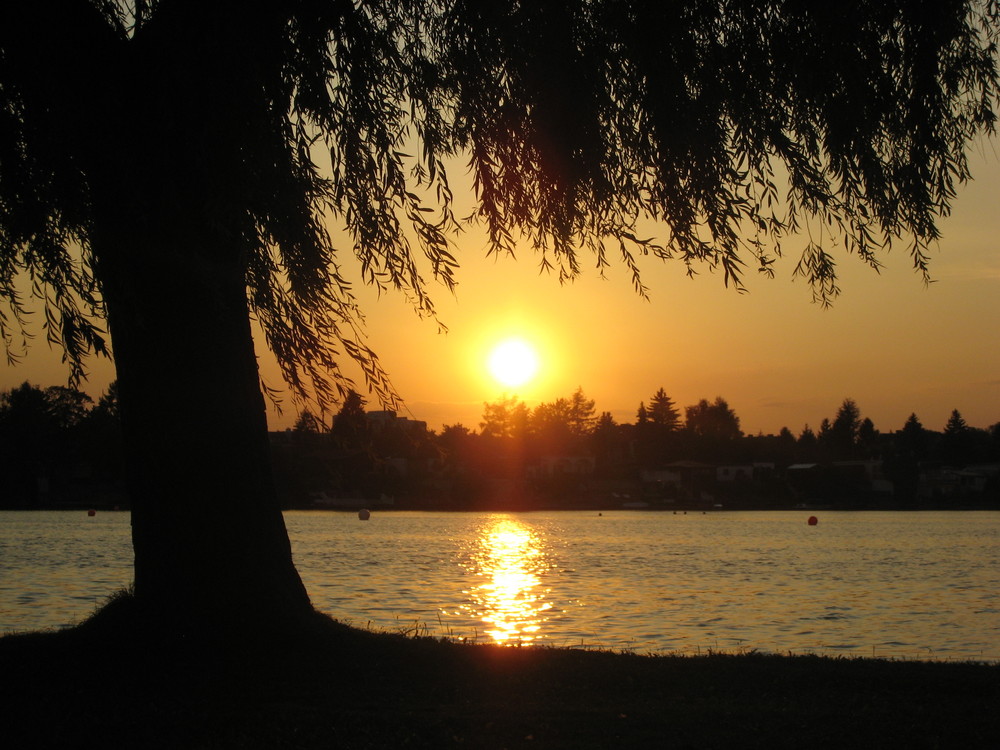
[1,510,997,661]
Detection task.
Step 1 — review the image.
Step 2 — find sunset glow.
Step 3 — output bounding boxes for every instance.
[487,338,540,389]
[6,159,1000,438]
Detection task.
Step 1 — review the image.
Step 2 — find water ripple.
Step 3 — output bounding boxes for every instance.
[2,509,999,662]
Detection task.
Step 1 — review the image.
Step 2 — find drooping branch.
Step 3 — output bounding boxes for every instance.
[1,0,997,404]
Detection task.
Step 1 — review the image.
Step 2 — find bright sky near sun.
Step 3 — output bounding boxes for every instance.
[487,339,540,389]
[3,146,1000,436]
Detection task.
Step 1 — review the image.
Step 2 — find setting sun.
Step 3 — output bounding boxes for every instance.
[487,338,540,388]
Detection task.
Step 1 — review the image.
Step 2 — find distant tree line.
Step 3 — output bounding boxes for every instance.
[0,382,122,507]
[278,389,1000,509]
[3,382,999,510]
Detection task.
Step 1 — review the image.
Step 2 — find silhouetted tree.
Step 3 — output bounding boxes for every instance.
[773,426,799,464]
[78,381,124,490]
[293,409,323,434]
[43,386,94,430]
[885,413,929,502]
[635,388,682,465]
[530,398,574,455]
[480,396,529,440]
[528,388,597,455]
[797,425,819,461]
[944,409,969,434]
[567,387,597,437]
[824,398,862,458]
[438,423,474,462]
[591,412,620,469]
[636,403,649,426]
[330,392,369,446]
[92,381,121,422]
[685,397,743,441]
[2,2,997,630]
[990,422,1000,459]
[940,409,972,466]
[683,397,743,461]
[857,417,880,458]
[0,382,100,504]
[0,383,56,503]
[648,388,681,431]
[0,383,47,425]
[817,418,833,449]
[899,414,929,458]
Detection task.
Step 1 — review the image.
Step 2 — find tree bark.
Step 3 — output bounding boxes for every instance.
[3,2,323,633]
[79,10,315,632]
[91,208,313,633]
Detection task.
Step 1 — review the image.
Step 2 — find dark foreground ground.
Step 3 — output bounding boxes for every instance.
[2,604,997,749]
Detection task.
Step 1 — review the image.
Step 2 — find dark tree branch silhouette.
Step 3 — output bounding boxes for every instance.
[1,1,998,630]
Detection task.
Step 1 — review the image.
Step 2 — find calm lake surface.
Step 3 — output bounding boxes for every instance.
[2,510,997,661]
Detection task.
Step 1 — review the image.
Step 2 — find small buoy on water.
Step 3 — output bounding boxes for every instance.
[358,509,371,521]
[87,509,96,517]
[807,515,818,526]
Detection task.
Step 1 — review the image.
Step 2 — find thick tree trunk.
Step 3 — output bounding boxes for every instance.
[93,212,313,631]
[81,11,315,633]
[3,1,315,632]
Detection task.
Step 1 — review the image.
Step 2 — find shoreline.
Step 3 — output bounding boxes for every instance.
[4,503,1000,512]
[3,609,998,749]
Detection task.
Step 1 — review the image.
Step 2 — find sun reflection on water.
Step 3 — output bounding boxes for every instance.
[462,516,553,644]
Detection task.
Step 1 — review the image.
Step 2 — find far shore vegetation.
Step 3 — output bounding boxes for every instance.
[4,380,998,513]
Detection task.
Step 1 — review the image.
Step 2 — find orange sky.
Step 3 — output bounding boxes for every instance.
[3,146,999,437]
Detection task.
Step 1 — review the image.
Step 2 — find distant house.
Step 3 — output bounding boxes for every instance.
[918,464,999,501]
[365,410,427,434]
[640,468,682,488]
[531,455,596,478]
[787,460,891,503]
[833,459,883,482]
[716,464,753,482]
[641,461,714,503]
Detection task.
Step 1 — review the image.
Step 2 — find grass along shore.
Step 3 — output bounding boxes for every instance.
[2,597,998,749]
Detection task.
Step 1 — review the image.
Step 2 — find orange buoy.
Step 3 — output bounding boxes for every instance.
[358,509,371,521]
[807,515,818,526]
[87,509,96,517]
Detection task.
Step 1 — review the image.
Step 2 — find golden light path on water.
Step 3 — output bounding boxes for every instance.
[461,516,553,644]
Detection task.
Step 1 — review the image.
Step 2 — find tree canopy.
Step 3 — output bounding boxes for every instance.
[2,1,998,407]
